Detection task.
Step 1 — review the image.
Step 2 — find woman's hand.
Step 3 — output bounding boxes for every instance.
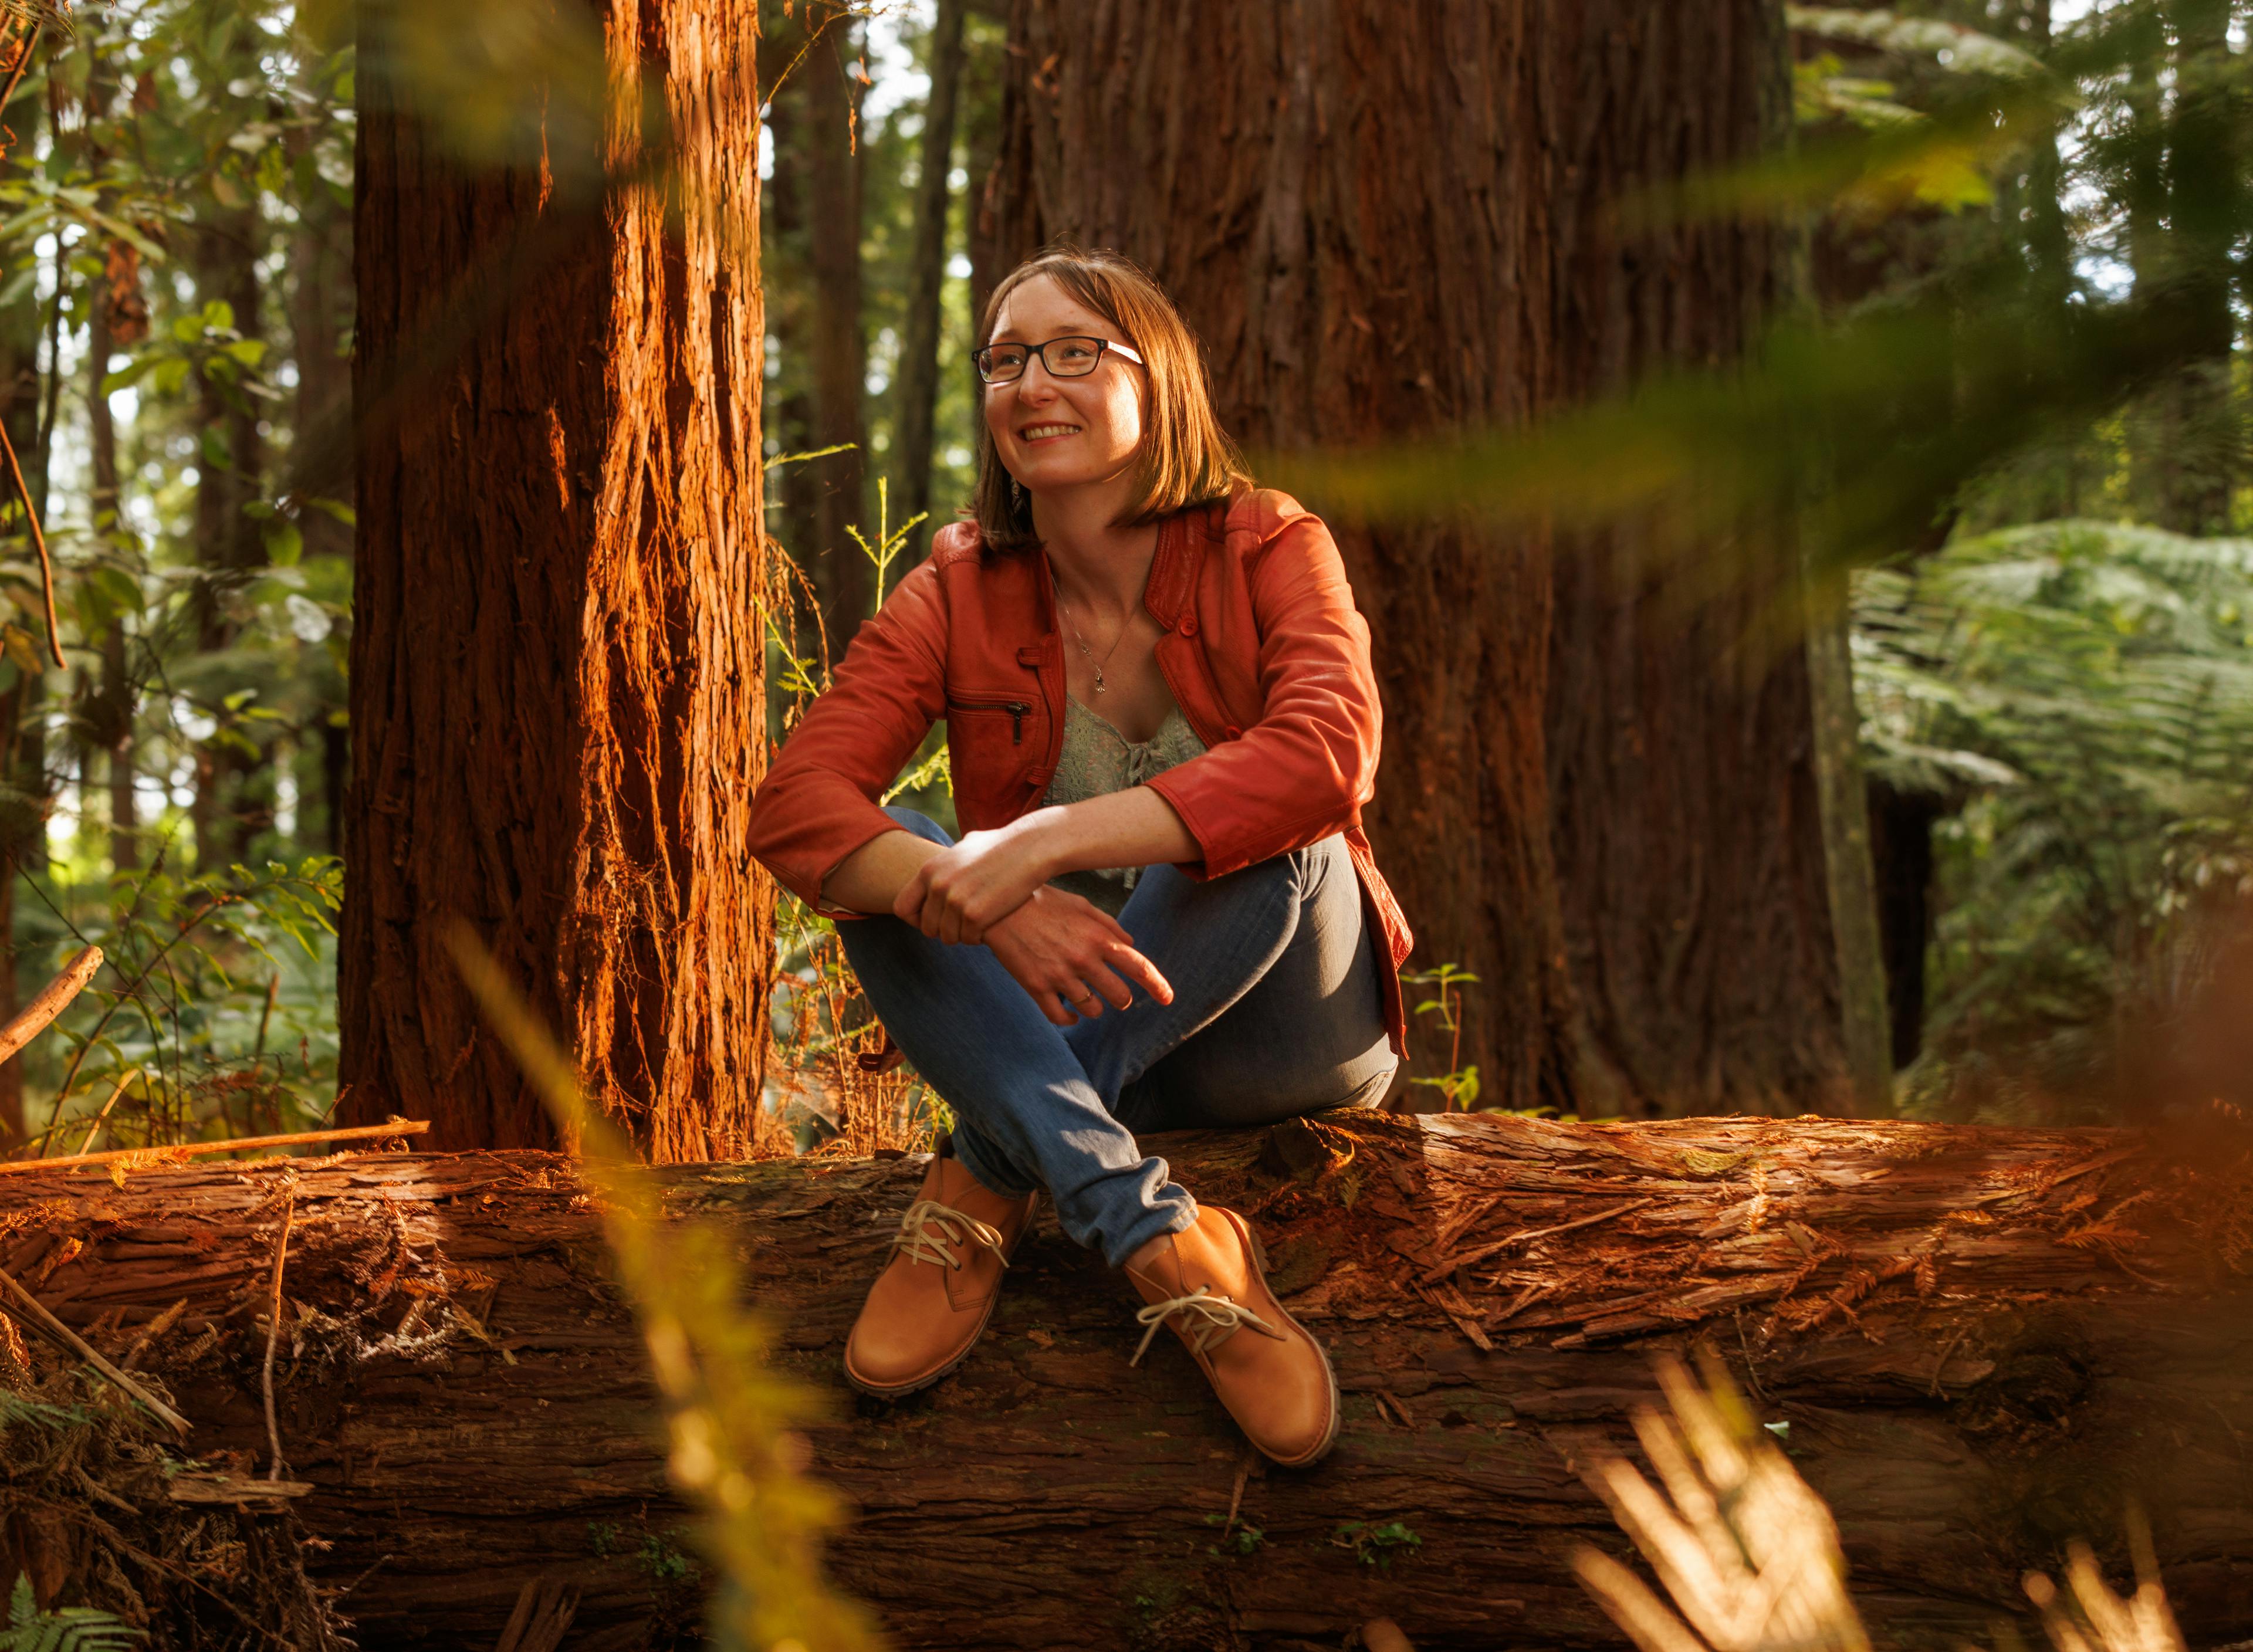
[982,886,1174,1027]
[894,817,1058,945]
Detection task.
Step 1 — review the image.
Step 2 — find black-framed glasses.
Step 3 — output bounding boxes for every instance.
[973,335,1146,384]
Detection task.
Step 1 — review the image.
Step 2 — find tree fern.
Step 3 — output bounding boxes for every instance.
[0,1576,141,1652]
[1856,517,2253,1115]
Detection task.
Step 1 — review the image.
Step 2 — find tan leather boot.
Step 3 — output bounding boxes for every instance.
[843,1152,1038,1399]
[1124,1204,1339,1467]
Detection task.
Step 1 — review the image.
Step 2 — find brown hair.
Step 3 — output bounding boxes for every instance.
[971,246,1250,552]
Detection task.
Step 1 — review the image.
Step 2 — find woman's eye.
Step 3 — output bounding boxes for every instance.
[1056,341,1097,363]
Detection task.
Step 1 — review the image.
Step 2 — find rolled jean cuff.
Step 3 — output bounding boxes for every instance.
[943,1121,1039,1202]
[1100,1184,1199,1270]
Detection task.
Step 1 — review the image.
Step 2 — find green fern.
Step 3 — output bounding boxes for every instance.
[1856,518,2253,1115]
[0,1576,141,1652]
[0,1390,94,1432]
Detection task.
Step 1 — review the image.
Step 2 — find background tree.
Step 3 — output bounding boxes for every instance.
[987,0,1858,1117]
[339,0,774,1159]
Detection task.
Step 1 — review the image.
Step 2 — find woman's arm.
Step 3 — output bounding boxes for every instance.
[891,786,1197,943]
[829,803,1180,1026]
[746,560,950,914]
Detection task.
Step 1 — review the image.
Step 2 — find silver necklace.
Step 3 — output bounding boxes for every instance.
[1058,598,1128,695]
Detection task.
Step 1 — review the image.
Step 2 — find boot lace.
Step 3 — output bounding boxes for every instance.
[891,1199,1009,1271]
[1131,1286,1279,1366]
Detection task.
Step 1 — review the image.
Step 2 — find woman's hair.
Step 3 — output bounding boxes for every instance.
[971,246,1250,552]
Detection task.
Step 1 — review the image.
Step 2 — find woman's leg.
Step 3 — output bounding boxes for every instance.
[835,809,1197,1266]
[1070,834,1399,1135]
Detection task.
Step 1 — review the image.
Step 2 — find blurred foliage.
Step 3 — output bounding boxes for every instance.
[0,0,353,1155]
[451,929,884,1652]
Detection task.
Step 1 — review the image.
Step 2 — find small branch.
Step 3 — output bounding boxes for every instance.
[0,1260,191,1434]
[73,1064,141,1156]
[0,943,101,1068]
[262,1189,295,1480]
[0,16,43,164]
[0,1116,430,1174]
[0,419,64,669]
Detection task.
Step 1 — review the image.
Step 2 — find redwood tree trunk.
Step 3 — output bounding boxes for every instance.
[2,1115,2247,1650]
[990,2,1578,1112]
[1540,4,1852,1116]
[990,1,1851,1116]
[341,0,774,1160]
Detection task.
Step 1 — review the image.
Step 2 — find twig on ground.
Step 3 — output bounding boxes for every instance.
[262,1189,295,1480]
[0,1259,191,1434]
[0,944,101,1070]
[0,1116,429,1174]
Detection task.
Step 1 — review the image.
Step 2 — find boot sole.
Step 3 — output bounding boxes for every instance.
[1223,1207,1342,1470]
[843,1193,1040,1401]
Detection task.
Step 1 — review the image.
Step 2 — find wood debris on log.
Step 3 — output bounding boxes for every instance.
[0,1111,2247,1650]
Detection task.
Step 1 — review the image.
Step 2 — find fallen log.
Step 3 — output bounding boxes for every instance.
[0,1112,2248,1651]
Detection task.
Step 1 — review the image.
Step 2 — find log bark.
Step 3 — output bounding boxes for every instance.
[989,1,1855,1117]
[342,0,774,1160]
[2,1113,2248,1650]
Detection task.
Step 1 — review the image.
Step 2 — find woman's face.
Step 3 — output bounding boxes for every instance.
[983,275,1145,499]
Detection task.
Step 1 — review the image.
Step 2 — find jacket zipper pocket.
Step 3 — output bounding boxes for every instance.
[947,697,1031,744]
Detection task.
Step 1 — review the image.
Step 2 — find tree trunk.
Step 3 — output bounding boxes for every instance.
[0,224,45,1148]
[340,0,774,1160]
[990,2,1842,1115]
[804,22,870,642]
[189,209,269,871]
[960,0,1007,339]
[1537,3,1853,1119]
[86,273,135,876]
[891,0,967,561]
[2137,0,2235,536]
[1,1113,2247,1650]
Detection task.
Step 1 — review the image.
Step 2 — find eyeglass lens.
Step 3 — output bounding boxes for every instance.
[977,337,1108,383]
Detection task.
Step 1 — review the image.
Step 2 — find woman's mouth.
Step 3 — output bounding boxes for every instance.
[1019,423,1081,444]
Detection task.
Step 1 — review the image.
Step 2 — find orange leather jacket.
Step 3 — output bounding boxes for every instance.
[747,488,1413,1054]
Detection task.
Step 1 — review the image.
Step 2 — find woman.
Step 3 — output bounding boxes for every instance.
[746,247,1412,1469]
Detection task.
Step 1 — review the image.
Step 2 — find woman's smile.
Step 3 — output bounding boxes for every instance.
[1020,422,1083,444]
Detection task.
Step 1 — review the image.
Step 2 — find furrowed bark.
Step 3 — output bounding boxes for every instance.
[341,0,774,1160]
[990,0,1856,1117]
[2,1113,2247,1650]
[991,0,1577,1114]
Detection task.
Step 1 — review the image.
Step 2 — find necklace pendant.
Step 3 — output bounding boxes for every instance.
[1094,668,1107,694]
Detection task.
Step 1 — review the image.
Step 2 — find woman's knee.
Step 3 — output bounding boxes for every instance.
[882,805,955,847]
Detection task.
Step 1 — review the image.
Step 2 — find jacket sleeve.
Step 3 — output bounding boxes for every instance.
[746,558,950,911]
[1145,507,1380,878]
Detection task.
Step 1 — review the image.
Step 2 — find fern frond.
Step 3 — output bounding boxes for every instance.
[0,1576,142,1652]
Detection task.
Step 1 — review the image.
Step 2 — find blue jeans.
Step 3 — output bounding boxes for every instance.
[836,808,1399,1266]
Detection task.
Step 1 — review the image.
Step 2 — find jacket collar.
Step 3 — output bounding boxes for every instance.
[1140,506,1213,632]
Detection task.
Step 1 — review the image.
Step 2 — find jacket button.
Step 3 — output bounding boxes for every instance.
[1223,725,1243,740]
[1178,614,1199,638]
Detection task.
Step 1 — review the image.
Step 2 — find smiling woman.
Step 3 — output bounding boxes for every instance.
[967,249,1247,553]
[745,244,1413,1471]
